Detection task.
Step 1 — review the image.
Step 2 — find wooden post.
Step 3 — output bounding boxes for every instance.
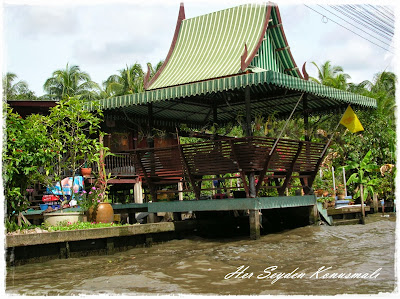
[360,184,366,224]
[373,193,378,213]
[244,86,256,198]
[249,209,260,240]
[303,94,310,142]
[213,102,218,126]
[244,86,252,137]
[244,87,260,239]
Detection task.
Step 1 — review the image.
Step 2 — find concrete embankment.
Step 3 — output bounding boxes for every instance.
[6,221,198,266]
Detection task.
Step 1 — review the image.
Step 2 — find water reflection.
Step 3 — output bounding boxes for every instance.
[6,214,396,295]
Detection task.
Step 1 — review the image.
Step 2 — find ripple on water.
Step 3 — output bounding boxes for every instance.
[6,216,396,295]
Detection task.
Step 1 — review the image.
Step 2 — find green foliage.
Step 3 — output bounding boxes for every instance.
[2,72,37,100]
[345,150,380,200]
[3,105,53,221]
[43,63,100,101]
[42,221,124,231]
[103,61,163,97]
[317,197,335,203]
[45,96,105,202]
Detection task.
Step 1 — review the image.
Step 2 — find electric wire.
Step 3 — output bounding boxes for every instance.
[316,5,394,49]
[304,4,395,54]
[329,5,393,41]
[366,5,395,27]
[345,5,393,36]
[379,5,395,19]
[334,5,394,39]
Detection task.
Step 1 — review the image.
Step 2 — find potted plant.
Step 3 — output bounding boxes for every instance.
[317,197,335,209]
[80,154,92,177]
[83,138,114,223]
[336,183,346,200]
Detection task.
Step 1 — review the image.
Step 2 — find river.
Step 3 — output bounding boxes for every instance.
[5,213,397,296]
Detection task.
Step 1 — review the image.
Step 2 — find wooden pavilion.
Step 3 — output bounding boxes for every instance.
[87,3,376,239]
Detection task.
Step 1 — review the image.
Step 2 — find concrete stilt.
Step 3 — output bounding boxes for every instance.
[59,242,70,259]
[106,238,114,254]
[373,193,378,213]
[309,204,319,225]
[249,209,260,240]
[134,180,143,203]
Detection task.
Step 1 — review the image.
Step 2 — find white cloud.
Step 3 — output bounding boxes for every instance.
[2,0,397,96]
[5,5,80,39]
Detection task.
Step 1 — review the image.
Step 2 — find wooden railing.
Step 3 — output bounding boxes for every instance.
[129,136,328,199]
[92,153,136,176]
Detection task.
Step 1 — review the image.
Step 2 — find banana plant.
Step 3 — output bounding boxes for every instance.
[345,150,379,200]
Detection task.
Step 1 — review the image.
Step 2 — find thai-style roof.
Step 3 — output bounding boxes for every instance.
[145,3,302,90]
[88,3,377,129]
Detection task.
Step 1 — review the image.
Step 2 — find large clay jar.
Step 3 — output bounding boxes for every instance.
[95,202,114,223]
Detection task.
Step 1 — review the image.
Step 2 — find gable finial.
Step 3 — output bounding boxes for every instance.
[144,64,151,90]
[302,62,309,80]
[241,43,248,72]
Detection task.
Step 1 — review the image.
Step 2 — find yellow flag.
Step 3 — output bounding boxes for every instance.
[340,106,364,133]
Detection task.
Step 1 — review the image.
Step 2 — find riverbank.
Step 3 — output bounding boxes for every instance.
[5,220,199,266]
[6,213,396,295]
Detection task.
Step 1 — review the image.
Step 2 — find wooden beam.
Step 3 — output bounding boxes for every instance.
[178,145,201,200]
[229,140,250,197]
[284,67,299,73]
[303,94,310,142]
[269,23,282,29]
[278,142,303,196]
[244,86,252,137]
[275,46,290,52]
[132,151,157,202]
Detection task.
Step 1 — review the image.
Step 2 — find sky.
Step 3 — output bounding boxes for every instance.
[1,0,397,97]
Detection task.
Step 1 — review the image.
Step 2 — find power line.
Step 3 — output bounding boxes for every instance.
[317,5,394,48]
[330,5,393,41]
[345,5,393,36]
[366,5,395,26]
[378,5,395,19]
[304,5,395,54]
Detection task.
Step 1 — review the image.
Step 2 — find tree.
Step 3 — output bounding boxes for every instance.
[310,61,351,90]
[2,72,37,100]
[43,63,100,101]
[103,61,163,97]
[345,150,379,200]
[46,96,105,206]
[103,63,145,97]
[3,105,52,225]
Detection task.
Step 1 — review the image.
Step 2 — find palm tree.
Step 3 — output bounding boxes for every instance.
[43,63,100,101]
[103,61,164,97]
[103,63,145,97]
[310,61,351,90]
[2,72,36,100]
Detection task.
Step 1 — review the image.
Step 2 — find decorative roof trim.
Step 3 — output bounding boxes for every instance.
[240,4,272,71]
[145,3,186,90]
[274,5,303,78]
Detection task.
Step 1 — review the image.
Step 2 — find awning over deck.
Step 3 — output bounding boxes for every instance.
[87,70,377,127]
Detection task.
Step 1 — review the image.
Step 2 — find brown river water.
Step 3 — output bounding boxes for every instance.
[5,214,397,296]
